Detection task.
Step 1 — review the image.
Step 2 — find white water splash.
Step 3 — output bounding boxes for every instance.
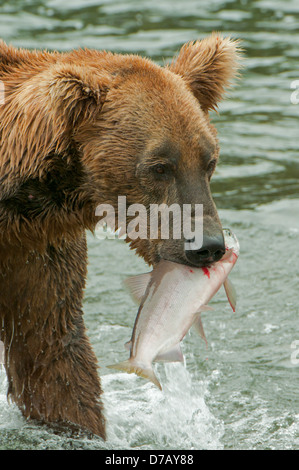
[0,369,24,431]
[102,362,224,450]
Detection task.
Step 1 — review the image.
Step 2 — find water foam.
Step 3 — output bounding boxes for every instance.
[0,369,24,432]
[0,356,224,449]
[102,362,224,449]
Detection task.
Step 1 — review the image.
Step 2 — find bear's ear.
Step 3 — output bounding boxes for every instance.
[168,34,242,112]
[0,62,110,183]
[48,63,110,127]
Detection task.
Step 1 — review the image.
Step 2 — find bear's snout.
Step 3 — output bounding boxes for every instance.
[184,232,225,267]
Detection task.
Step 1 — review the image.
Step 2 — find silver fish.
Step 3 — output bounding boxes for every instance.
[107,229,240,389]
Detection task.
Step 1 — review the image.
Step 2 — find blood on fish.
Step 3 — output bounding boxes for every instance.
[202,267,210,278]
[189,269,194,273]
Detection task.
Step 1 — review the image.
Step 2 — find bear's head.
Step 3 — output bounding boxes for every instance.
[0,34,241,266]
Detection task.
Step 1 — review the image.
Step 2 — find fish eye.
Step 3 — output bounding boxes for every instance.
[223,228,232,237]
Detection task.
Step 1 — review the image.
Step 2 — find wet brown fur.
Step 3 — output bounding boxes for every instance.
[0,34,240,438]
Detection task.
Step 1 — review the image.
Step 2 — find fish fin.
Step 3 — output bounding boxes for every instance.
[123,272,151,303]
[224,277,237,312]
[199,304,214,312]
[154,343,184,363]
[124,340,132,351]
[193,313,208,348]
[107,359,162,390]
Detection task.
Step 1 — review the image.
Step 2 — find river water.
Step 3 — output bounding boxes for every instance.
[0,0,298,450]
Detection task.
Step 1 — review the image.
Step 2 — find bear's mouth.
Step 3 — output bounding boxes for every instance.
[157,254,213,269]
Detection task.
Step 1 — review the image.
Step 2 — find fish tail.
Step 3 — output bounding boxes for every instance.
[107,359,162,390]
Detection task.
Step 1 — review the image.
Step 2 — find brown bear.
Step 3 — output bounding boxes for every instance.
[0,34,240,439]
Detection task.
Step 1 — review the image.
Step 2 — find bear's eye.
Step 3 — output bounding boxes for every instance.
[146,162,174,181]
[207,159,217,177]
[154,164,166,175]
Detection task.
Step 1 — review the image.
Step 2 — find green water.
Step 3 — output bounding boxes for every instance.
[0,0,298,450]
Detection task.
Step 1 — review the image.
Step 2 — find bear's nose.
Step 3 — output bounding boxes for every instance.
[185,233,225,267]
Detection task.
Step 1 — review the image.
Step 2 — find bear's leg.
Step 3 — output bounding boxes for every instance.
[0,234,106,439]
